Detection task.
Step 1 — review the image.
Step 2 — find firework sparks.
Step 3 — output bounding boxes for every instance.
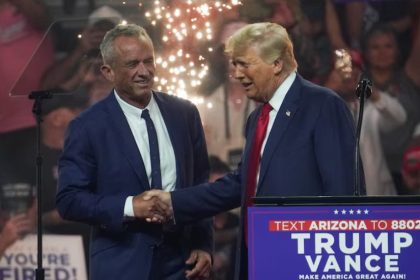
[142,0,241,102]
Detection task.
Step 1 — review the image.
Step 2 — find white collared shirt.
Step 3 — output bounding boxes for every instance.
[114,91,176,217]
[262,72,296,154]
[255,72,296,189]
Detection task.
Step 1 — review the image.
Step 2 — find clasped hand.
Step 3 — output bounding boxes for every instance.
[132,191,212,279]
[132,190,173,223]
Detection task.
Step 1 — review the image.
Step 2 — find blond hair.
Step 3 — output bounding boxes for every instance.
[224,22,297,73]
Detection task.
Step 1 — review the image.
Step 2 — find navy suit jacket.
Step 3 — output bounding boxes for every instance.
[171,75,362,279]
[56,91,212,280]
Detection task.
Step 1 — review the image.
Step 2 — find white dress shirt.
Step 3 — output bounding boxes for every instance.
[256,72,296,189]
[114,91,176,217]
[262,72,296,153]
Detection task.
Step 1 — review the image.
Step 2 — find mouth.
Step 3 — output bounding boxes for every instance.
[134,77,151,87]
[241,82,253,90]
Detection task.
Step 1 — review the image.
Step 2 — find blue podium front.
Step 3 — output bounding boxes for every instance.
[248,197,420,280]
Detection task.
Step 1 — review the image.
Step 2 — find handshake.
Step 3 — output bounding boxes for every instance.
[133,190,174,223]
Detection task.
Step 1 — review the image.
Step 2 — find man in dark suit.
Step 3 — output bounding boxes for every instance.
[144,22,361,279]
[56,24,213,280]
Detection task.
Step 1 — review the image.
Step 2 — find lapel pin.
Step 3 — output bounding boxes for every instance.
[286,110,291,117]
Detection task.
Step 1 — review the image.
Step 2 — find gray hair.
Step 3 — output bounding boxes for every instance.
[225,22,298,74]
[100,23,153,65]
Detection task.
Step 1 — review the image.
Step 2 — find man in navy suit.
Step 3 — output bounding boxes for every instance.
[56,24,212,280]
[144,22,362,279]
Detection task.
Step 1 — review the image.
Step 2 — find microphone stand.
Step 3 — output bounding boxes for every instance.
[353,78,372,196]
[28,90,52,280]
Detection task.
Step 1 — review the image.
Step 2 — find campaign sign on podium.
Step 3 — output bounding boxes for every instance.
[248,200,420,280]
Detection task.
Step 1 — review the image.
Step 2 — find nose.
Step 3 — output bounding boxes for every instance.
[233,66,244,80]
[137,62,149,75]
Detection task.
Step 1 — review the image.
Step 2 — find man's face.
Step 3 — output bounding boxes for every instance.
[230,46,281,103]
[102,36,155,108]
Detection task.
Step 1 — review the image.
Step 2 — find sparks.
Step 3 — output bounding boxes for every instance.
[142,0,242,101]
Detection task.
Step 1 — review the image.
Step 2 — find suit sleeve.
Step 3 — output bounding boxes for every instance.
[56,118,127,233]
[172,172,242,224]
[314,93,364,195]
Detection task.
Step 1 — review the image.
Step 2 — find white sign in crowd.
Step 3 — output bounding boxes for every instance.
[0,234,87,280]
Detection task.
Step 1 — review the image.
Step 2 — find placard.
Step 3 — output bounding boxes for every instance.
[248,205,420,280]
[0,234,87,280]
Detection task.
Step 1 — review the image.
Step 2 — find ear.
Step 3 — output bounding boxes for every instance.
[273,58,283,75]
[100,64,115,82]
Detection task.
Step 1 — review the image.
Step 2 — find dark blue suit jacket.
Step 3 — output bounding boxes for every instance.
[171,75,361,279]
[56,91,212,280]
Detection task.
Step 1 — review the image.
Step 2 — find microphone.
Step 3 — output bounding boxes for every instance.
[355,78,372,99]
[353,77,372,196]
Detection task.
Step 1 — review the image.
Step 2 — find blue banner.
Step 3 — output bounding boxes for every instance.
[248,205,420,280]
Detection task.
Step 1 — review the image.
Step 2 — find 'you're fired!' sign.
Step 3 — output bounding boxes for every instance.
[0,234,87,280]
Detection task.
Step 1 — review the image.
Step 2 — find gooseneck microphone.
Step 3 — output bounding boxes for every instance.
[354,78,372,196]
[356,78,372,99]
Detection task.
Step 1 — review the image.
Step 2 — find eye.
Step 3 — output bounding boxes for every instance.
[144,58,154,65]
[126,61,139,68]
[232,60,249,69]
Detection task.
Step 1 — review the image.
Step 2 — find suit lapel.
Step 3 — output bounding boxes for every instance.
[257,75,303,190]
[153,92,183,188]
[242,112,262,174]
[104,93,150,189]
[241,109,259,190]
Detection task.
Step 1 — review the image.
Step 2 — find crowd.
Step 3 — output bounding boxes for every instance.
[0,0,420,279]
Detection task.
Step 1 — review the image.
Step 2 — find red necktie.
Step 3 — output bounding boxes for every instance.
[245,103,272,245]
[245,103,272,207]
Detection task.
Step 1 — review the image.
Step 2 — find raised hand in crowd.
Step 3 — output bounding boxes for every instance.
[0,211,35,257]
[42,19,116,91]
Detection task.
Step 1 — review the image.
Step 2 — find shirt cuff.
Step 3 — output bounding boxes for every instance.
[124,196,135,218]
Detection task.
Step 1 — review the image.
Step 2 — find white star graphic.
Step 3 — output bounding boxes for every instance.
[364,209,369,215]
[341,209,347,215]
[357,209,362,215]
[334,209,339,215]
[349,209,354,215]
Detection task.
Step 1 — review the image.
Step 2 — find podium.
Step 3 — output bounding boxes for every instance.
[248,196,420,280]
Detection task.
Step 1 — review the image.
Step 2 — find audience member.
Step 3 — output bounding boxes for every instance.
[361,23,420,194]
[363,0,416,63]
[0,0,54,206]
[265,0,300,30]
[42,6,121,93]
[208,156,239,280]
[0,0,54,133]
[40,92,90,260]
[327,0,365,50]
[0,200,37,257]
[325,49,406,195]
[290,0,333,84]
[401,125,420,194]
[198,21,256,168]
